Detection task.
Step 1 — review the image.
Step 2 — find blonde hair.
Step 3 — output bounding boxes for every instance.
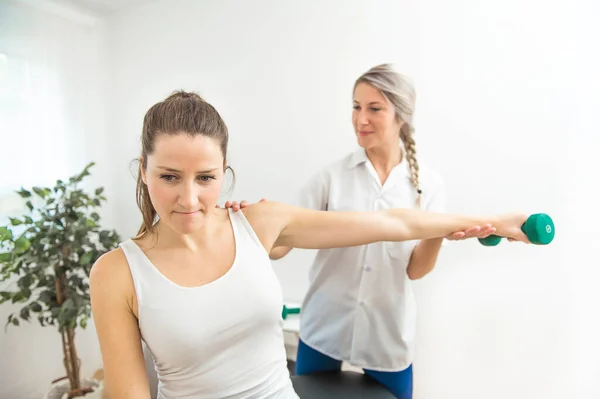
[354,64,422,207]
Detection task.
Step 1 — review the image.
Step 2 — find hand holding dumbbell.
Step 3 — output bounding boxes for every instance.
[479,213,555,246]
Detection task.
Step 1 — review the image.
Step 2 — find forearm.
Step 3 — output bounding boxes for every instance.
[406,238,444,280]
[383,208,501,242]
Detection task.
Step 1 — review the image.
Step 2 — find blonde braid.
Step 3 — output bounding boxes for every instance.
[400,123,422,208]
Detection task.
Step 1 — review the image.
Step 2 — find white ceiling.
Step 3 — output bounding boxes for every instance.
[22,0,157,17]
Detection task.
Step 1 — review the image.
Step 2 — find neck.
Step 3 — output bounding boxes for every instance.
[153,209,218,251]
[365,142,403,176]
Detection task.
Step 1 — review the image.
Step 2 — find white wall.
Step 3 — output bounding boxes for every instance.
[103,1,597,399]
[566,1,600,396]
[0,1,113,398]
[1,0,597,398]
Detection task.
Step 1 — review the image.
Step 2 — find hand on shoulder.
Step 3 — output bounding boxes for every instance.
[222,199,298,252]
[221,198,282,225]
[218,198,267,212]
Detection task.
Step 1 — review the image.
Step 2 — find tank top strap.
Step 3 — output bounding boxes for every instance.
[227,208,269,255]
[118,238,159,305]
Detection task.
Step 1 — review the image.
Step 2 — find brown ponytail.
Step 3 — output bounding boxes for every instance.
[135,156,157,239]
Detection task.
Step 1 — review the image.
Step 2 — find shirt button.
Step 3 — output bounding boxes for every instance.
[364,266,371,272]
[359,301,365,306]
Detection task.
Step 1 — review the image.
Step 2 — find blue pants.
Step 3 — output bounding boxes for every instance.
[295,338,413,399]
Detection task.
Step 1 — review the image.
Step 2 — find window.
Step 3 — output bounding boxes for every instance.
[0,51,68,224]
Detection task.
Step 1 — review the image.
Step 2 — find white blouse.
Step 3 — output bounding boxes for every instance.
[296,147,446,372]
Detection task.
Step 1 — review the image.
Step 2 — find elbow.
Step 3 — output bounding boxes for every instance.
[406,263,435,280]
[407,270,425,280]
[269,246,292,260]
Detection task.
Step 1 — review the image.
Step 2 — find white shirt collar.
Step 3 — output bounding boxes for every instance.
[346,147,410,179]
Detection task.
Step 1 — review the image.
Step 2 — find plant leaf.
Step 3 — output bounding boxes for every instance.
[9,218,22,226]
[32,187,48,198]
[80,252,93,265]
[17,275,33,290]
[12,292,26,303]
[0,227,12,241]
[0,291,12,305]
[38,290,54,305]
[14,237,31,253]
[30,302,42,312]
[17,188,32,198]
[19,306,30,321]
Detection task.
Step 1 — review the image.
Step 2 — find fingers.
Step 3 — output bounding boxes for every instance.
[221,199,267,212]
[447,226,481,241]
[473,224,496,238]
[445,231,466,240]
[463,225,497,239]
[464,226,481,237]
[222,200,238,211]
[445,224,498,241]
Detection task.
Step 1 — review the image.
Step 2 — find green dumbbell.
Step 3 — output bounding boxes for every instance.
[282,305,301,320]
[478,213,555,246]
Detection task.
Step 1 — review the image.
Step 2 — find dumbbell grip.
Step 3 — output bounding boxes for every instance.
[282,305,301,320]
[478,213,554,246]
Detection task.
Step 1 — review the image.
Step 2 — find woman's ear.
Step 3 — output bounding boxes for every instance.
[140,157,148,184]
[396,118,405,136]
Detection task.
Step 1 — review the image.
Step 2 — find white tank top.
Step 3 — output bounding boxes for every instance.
[119,209,298,399]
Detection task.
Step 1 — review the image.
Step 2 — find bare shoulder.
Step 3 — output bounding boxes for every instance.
[90,247,131,286]
[240,201,297,250]
[90,247,136,308]
[241,200,295,224]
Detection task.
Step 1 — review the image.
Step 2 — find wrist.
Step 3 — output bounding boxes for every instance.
[492,213,518,237]
[489,215,502,232]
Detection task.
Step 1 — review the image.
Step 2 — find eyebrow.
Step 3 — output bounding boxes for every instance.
[353,100,384,106]
[157,166,220,173]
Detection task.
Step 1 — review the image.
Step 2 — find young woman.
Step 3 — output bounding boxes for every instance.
[227,64,494,399]
[90,90,529,399]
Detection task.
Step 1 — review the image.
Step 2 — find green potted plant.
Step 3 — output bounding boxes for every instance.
[0,162,121,399]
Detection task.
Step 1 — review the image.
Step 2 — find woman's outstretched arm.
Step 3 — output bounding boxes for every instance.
[244,201,528,252]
